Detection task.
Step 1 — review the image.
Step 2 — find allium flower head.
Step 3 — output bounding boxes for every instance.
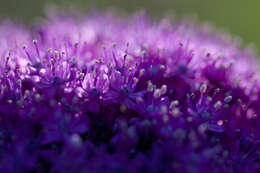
[0,11,260,172]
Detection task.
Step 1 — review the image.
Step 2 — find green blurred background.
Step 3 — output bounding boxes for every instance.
[0,0,259,53]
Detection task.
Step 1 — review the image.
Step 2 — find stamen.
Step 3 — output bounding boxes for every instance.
[214,101,222,110]
[147,81,154,92]
[136,96,143,103]
[170,100,179,109]
[139,68,145,77]
[171,108,180,118]
[23,44,32,61]
[34,93,41,102]
[160,85,167,95]
[153,89,161,98]
[160,105,168,115]
[33,40,40,58]
[224,96,232,103]
[159,64,165,71]
[200,83,207,93]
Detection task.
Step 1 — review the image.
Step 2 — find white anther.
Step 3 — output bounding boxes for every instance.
[136,96,143,103]
[214,101,222,109]
[200,83,207,93]
[139,69,145,77]
[34,93,41,102]
[153,89,161,98]
[160,85,167,95]
[147,81,154,92]
[170,100,179,109]
[224,96,232,103]
[159,64,165,70]
[160,105,168,114]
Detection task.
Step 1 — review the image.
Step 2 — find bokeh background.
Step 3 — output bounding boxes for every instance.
[0,0,259,54]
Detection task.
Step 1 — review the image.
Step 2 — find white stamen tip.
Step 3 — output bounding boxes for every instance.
[224,96,232,103]
[170,100,179,109]
[214,101,222,109]
[139,69,145,77]
[160,85,167,95]
[153,89,161,98]
[200,83,207,93]
[147,81,154,92]
[136,96,143,103]
[159,64,165,70]
[35,93,41,102]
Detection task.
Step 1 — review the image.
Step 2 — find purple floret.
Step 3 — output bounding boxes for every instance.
[0,12,260,173]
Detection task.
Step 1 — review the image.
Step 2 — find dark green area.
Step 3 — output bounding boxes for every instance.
[0,0,259,53]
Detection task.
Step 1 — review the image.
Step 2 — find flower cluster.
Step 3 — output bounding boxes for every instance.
[0,12,260,172]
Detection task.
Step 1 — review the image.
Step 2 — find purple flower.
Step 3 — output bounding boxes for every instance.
[0,11,260,172]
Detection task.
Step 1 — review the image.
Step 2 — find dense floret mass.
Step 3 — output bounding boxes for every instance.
[0,12,260,173]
